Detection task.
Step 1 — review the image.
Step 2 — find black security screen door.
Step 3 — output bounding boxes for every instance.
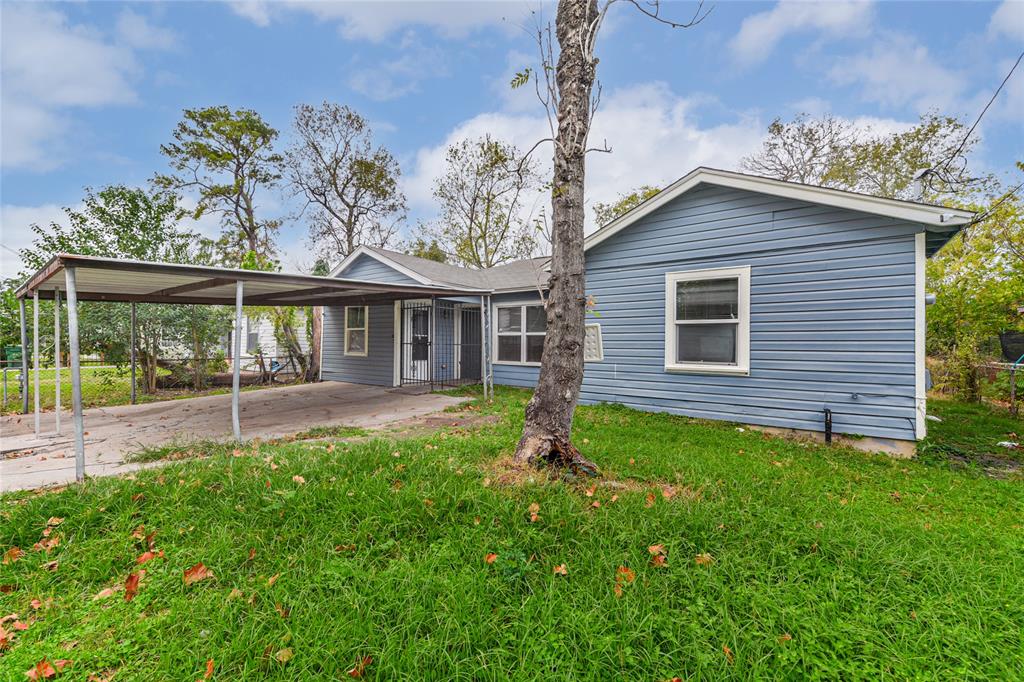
[399,300,482,389]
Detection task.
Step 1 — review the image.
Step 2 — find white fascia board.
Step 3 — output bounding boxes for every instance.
[328,245,438,286]
[584,167,976,253]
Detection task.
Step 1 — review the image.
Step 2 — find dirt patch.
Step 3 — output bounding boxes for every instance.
[944,451,1024,478]
[377,411,501,440]
[480,454,703,502]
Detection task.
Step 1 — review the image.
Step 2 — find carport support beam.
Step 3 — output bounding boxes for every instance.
[130,302,137,405]
[20,299,28,413]
[33,290,40,437]
[479,295,487,400]
[65,266,86,482]
[54,288,61,435]
[232,280,243,442]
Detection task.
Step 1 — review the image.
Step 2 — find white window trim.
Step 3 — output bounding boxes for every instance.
[664,265,750,375]
[584,323,604,362]
[493,301,546,366]
[344,305,369,357]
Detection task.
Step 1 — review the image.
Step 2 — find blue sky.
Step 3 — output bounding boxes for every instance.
[2,0,1022,276]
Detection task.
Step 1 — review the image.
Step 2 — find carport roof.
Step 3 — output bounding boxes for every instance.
[15,254,491,306]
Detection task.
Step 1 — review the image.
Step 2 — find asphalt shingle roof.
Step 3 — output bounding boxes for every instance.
[365,246,548,292]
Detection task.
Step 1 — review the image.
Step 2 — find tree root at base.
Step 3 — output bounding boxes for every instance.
[515,434,599,478]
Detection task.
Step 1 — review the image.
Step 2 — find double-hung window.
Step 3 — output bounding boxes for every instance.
[496,304,546,364]
[344,306,368,356]
[665,266,750,375]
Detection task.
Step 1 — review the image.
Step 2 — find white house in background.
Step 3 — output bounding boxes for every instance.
[225,312,309,373]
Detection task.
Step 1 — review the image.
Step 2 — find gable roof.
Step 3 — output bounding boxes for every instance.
[332,245,548,293]
[583,167,976,257]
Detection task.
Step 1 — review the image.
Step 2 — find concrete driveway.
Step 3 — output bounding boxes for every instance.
[1,382,467,492]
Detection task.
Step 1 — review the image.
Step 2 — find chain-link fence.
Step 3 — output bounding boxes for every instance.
[1,355,308,416]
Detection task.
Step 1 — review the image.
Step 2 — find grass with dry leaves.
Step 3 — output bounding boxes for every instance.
[1,386,1022,680]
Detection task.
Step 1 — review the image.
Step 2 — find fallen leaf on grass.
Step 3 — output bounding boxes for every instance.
[585,485,596,497]
[347,655,373,678]
[650,555,668,568]
[267,573,280,587]
[275,603,290,618]
[30,599,42,610]
[183,563,214,585]
[528,502,540,523]
[124,573,141,602]
[694,553,715,567]
[25,658,70,680]
[723,645,734,664]
[590,501,601,509]
[136,550,163,565]
[2,547,22,564]
[644,493,656,508]
[335,544,356,553]
[131,493,144,502]
[423,499,434,507]
[274,648,293,664]
[778,633,792,643]
[203,658,214,679]
[42,561,59,572]
[484,553,498,565]
[0,624,12,651]
[292,475,306,485]
[648,544,665,556]
[614,565,635,598]
[553,564,568,576]
[93,587,118,601]
[33,535,60,552]
[46,517,64,527]
[13,621,29,631]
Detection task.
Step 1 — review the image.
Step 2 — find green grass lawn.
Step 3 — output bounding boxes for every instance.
[921,397,1023,468]
[2,387,1022,680]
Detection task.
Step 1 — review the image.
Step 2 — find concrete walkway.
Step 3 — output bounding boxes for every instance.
[1,382,467,492]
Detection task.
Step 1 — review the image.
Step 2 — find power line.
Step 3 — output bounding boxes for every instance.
[937,49,1024,178]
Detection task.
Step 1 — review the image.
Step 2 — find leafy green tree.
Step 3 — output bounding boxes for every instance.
[286,103,406,261]
[927,166,1024,399]
[156,106,283,263]
[13,185,230,393]
[415,135,542,268]
[743,112,987,200]
[404,238,447,263]
[592,185,660,226]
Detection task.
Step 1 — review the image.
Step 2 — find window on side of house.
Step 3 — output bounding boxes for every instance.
[496,303,546,364]
[665,266,750,375]
[344,306,369,357]
[246,317,259,354]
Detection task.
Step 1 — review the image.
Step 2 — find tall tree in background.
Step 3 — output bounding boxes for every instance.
[592,185,661,226]
[405,238,448,263]
[742,112,986,200]
[514,0,708,470]
[156,106,283,263]
[740,113,851,185]
[17,186,228,392]
[286,102,406,262]
[416,135,542,268]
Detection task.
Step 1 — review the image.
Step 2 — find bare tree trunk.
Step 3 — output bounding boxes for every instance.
[305,306,322,382]
[514,0,598,475]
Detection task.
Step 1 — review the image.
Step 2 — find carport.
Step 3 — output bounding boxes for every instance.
[13,254,494,482]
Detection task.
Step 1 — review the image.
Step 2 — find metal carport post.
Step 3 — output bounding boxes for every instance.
[65,266,86,482]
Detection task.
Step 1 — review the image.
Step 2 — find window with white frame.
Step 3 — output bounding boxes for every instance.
[496,304,546,364]
[665,266,750,374]
[344,306,368,356]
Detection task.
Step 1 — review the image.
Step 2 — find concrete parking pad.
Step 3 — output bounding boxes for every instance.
[1,382,468,492]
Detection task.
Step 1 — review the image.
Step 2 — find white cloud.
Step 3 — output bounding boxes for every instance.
[827,32,966,113]
[115,9,178,50]
[229,0,526,41]
[989,0,1024,41]
[730,0,873,66]
[404,82,766,233]
[0,4,174,171]
[348,32,449,101]
[0,203,69,278]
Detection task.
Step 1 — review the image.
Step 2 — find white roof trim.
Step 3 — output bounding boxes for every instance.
[583,167,976,252]
[329,245,438,286]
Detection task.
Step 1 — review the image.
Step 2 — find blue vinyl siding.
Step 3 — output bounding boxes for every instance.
[322,304,394,386]
[338,254,421,285]
[577,184,922,442]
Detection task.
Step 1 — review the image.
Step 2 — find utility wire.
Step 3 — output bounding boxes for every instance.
[936,49,1023,179]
